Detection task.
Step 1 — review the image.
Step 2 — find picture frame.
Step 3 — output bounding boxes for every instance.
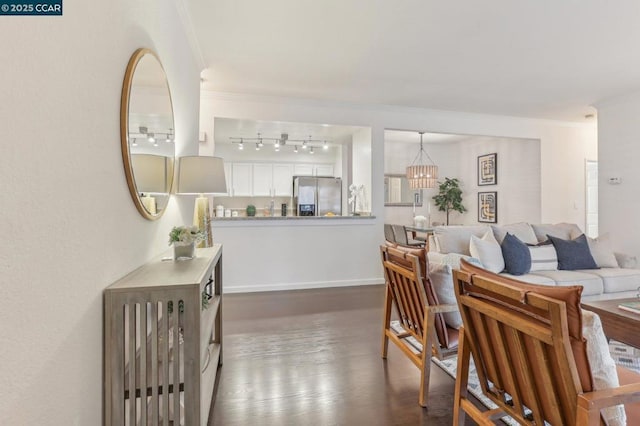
[478,191,497,223]
[478,153,497,186]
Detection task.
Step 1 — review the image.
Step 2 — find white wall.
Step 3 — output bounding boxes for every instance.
[351,127,373,213]
[200,92,596,292]
[0,1,201,424]
[385,136,542,227]
[597,92,640,257]
[384,141,459,225]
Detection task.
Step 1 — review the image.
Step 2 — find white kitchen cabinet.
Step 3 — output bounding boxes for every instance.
[314,164,334,177]
[252,163,273,196]
[293,163,334,177]
[223,162,232,195]
[293,164,314,176]
[231,163,252,196]
[272,164,294,196]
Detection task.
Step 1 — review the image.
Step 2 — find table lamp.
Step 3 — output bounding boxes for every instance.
[131,154,169,215]
[176,156,227,247]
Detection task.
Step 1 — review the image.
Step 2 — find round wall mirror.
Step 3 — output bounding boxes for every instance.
[121,48,175,220]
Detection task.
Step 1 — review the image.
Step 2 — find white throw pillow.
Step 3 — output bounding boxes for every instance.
[531,223,583,243]
[588,233,619,268]
[582,310,626,426]
[528,244,558,271]
[491,222,538,245]
[470,231,505,273]
[429,263,463,329]
[433,225,491,255]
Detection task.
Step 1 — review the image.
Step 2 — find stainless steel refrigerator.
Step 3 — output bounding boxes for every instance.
[293,176,342,216]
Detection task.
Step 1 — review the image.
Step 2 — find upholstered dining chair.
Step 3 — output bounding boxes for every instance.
[452,259,640,425]
[380,244,459,407]
[384,223,396,243]
[390,224,424,247]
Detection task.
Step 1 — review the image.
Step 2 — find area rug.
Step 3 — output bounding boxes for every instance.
[391,320,640,424]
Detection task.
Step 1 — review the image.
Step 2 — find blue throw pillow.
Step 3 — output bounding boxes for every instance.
[547,233,599,270]
[501,233,531,275]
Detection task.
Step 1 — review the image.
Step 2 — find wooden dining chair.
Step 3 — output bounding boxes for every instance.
[452,261,640,425]
[380,244,459,407]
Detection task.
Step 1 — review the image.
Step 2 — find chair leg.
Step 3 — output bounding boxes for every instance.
[381,284,392,359]
[418,310,436,407]
[453,327,471,426]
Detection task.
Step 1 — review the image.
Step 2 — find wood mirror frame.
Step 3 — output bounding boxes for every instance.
[120,48,175,220]
[384,174,423,206]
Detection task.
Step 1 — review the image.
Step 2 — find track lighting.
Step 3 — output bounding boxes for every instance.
[310,147,314,154]
[229,133,332,153]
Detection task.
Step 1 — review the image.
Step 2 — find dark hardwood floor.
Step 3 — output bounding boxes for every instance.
[209,284,475,425]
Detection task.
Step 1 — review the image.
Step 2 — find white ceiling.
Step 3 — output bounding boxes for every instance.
[214,117,364,145]
[186,0,640,122]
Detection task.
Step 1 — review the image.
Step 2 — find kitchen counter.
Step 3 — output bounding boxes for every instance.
[212,215,375,221]
[211,215,376,228]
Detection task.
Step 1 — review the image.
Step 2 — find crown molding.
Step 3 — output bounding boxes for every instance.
[200,90,594,129]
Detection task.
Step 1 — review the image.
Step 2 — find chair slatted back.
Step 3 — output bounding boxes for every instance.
[453,270,583,425]
[381,246,427,343]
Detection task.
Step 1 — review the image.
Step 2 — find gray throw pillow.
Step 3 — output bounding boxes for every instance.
[501,233,531,275]
[547,234,599,270]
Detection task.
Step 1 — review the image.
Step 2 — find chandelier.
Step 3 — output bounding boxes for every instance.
[406,132,438,189]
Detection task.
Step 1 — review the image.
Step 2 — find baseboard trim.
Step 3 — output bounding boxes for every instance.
[224,278,384,294]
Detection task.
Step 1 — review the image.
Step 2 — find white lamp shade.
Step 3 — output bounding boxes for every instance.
[177,156,227,194]
[406,164,438,189]
[131,154,170,193]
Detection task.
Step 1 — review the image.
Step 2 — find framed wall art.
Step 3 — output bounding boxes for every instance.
[478,191,497,223]
[478,153,497,186]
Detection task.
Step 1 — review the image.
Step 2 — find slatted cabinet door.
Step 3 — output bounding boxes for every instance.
[105,245,222,426]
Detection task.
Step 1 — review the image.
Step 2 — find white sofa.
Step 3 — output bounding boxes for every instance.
[428,222,640,304]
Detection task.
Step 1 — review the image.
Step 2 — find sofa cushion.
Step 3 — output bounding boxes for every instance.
[615,252,638,269]
[528,269,604,296]
[582,310,626,425]
[528,242,558,271]
[433,225,490,255]
[581,268,640,294]
[459,259,592,392]
[469,231,504,273]
[548,234,599,270]
[531,222,582,243]
[501,233,531,275]
[588,233,619,268]
[500,272,556,285]
[492,222,538,245]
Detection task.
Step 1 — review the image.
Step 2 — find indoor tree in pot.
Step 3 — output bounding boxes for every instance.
[432,177,466,225]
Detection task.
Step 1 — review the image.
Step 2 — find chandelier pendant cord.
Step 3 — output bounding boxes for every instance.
[409,138,436,167]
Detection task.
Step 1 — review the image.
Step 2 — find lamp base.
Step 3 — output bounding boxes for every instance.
[141,194,157,215]
[193,195,212,247]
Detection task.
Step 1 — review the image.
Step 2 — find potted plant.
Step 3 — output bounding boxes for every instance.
[432,177,466,225]
[168,226,205,260]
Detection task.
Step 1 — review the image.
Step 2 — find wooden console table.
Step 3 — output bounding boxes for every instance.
[104,246,222,426]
